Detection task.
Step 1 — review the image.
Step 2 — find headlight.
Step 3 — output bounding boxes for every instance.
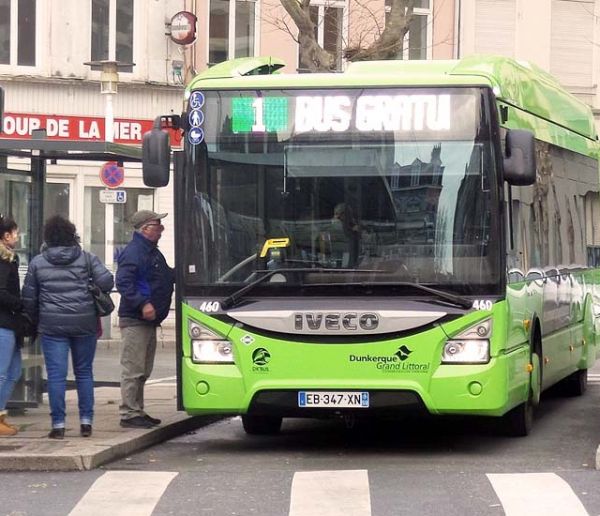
[442,318,491,364]
[189,319,234,364]
[192,340,234,363]
[442,339,490,363]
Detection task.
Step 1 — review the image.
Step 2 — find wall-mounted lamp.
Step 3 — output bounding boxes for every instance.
[83,60,135,142]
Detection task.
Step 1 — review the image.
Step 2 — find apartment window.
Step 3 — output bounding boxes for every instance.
[298,1,345,72]
[385,0,431,60]
[0,0,36,67]
[209,0,257,65]
[91,0,134,72]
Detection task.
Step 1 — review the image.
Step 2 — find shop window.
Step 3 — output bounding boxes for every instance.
[91,0,134,72]
[385,0,431,60]
[44,182,71,220]
[297,2,345,72]
[209,0,257,65]
[0,0,36,67]
[113,189,154,249]
[84,186,153,267]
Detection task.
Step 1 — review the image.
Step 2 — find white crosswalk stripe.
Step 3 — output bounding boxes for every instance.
[289,470,371,516]
[487,473,589,516]
[61,469,595,516]
[67,471,178,516]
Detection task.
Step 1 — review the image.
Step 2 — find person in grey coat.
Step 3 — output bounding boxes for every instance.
[22,215,113,439]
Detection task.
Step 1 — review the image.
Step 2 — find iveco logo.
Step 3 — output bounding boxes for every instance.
[294,312,379,331]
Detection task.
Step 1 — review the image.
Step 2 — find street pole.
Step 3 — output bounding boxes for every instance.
[105,91,114,143]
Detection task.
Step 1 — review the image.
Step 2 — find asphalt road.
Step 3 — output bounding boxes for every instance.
[3,372,600,516]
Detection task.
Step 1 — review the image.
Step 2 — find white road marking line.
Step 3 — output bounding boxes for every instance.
[147,376,177,385]
[68,471,178,516]
[487,473,588,516]
[289,470,371,516]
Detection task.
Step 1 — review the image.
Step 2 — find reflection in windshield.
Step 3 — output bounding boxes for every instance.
[182,88,501,295]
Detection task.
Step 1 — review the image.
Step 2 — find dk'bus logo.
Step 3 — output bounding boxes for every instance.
[252,348,271,366]
[395,345,412,361]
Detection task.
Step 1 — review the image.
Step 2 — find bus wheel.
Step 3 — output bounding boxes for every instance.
[242,415,283,435]
[561,368,588,397]
[503,350,540,437]
[502,400,533,437]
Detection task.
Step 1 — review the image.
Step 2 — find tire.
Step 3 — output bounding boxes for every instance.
[502,347,541,437]
[503,399,533,437]
[561,369,588,397]
[241,415,283,435]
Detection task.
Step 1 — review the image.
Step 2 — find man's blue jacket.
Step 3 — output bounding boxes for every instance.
[116,231,174,325]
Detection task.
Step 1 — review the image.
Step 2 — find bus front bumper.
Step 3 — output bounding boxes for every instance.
[181,345,530,418]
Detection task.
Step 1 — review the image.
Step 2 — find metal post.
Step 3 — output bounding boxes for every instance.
[105,93,114,143]
[29,155,45,256]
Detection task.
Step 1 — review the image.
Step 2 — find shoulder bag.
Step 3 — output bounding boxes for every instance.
[84,252,115,317]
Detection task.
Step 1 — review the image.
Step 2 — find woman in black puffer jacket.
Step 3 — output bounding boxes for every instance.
[22,215,113,440]
[0,216,25,436]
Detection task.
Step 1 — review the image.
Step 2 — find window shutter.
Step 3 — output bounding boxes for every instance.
[550,0,594,89]
[474,0,516,56]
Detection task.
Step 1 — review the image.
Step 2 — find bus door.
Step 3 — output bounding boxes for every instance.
[566,269,586,369]
[542,266,571,381]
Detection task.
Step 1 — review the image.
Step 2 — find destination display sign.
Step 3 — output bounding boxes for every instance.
[194,88,479,142]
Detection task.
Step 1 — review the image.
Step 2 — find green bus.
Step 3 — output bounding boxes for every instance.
[143,55,600,436]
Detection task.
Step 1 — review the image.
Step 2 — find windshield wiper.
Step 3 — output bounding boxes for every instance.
[221,268,381,309]
[303,280,473,309]
[394,282,473,309]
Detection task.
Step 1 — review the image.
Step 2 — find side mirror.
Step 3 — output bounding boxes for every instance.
[503,129,536,186]
[142,116,174,187]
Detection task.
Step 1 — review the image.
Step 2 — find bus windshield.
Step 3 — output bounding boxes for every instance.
[182,87,502,296]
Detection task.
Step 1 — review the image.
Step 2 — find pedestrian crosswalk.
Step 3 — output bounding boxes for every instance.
[67,471,178,516]
[54,469,594,516]
[289,470,371,516]
[587,373,600,384]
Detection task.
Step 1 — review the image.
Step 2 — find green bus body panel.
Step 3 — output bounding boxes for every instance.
[506,269,600,387]
[181,301,538,417]
[188,54,598,155]
[179,55,600,421]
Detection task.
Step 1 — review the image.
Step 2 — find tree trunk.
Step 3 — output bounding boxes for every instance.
[280,0,335,72]
[347,0,415,61]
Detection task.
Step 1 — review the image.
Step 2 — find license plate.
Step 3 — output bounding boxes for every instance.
[298,391,369,408]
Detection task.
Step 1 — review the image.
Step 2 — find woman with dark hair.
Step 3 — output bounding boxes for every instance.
[22,215,113,439]
[0,215,25,436]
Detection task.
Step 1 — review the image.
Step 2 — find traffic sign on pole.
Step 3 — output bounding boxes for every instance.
[99,189,127,204]
[100,161,125,188]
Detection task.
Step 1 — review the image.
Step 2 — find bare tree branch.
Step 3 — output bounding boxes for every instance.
[274,0,419,71]
[280,0,335,71]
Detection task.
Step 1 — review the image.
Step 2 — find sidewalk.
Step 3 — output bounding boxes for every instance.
[0,324,219,471]
[0,382,218,471]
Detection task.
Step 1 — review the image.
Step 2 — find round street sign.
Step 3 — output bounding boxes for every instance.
[170,11,197,45]
[100,161,125,189]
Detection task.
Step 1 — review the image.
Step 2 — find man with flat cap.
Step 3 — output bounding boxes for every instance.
[116,210,175,428]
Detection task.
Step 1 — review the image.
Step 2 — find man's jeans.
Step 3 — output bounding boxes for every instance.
[41,334,97,428]
[120,324,157,420]
[0,328,22,413]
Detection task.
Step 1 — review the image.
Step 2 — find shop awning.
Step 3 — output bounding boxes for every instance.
[0,138,142,161]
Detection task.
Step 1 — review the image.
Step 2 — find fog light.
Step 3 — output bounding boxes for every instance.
[196,381,210,395]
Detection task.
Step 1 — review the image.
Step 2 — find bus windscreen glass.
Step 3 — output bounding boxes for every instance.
[183,87,502,296]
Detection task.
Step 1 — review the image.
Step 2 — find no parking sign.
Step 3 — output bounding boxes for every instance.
[100,161,125,189]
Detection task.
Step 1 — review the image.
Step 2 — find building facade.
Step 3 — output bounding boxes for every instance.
[3,0,600,323]
[0,0,191,333]
[195,0,456,74]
